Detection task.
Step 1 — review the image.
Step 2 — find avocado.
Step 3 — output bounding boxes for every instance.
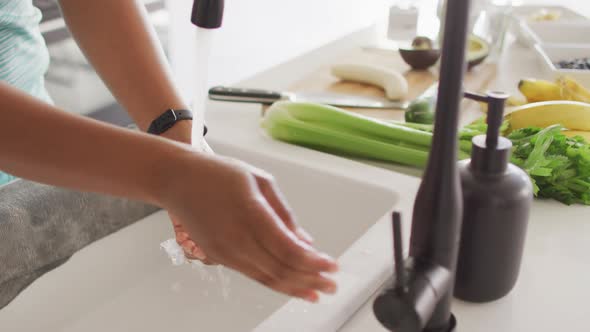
[467,35,489,69]
[405,83,439,124]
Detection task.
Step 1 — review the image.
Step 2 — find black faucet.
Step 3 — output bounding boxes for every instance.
[373,0,473,331]
[191,0,224,29]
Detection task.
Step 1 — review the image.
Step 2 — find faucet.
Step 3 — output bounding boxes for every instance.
[373,0,473,331]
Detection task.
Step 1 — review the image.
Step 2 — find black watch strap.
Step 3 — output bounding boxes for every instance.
[147,109,207,136]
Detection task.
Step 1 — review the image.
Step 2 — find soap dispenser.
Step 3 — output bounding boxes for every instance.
[454,91,533,303]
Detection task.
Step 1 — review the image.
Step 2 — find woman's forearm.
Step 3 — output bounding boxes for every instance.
[0,82,192,205]
[58,0,190,141]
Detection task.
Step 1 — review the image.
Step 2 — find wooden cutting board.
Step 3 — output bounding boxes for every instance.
[275,48,497,124]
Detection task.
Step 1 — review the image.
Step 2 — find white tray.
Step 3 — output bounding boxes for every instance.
[534,43,590,87]
[512,5,588,47]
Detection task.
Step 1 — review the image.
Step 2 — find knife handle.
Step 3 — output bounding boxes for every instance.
[208,86,284,104]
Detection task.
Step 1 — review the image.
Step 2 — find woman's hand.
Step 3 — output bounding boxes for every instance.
[170,139,314,264]
[157,149,338,302]
[169,170,314,264]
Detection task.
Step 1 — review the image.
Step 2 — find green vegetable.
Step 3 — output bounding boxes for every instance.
[404,83,438,124]
[453,121,590,205]
[389,120,434,132]
[508,125,590,205]
[389,120,474,159]
[263,101,432,167]
[263,101,590,205]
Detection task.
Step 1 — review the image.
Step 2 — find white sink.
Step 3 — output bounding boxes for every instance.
[0,137,415,332]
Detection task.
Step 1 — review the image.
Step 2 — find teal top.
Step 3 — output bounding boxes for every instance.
[0,0,52,185]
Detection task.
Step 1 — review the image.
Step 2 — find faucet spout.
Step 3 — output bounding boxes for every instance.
[191,0,224,29]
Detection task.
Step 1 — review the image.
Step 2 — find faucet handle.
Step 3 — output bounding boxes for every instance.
[392,212,407,293]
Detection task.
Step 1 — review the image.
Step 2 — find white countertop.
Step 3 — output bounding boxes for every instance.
[202,21,590,331]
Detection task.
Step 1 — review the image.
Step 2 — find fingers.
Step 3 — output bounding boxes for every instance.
[255,175,314,244]
[250,196,338,274]
[172,217,212,263]
[182,239,206,261]
[246,242,337,297]
[235,261,319,302]
[175,233,216,263]
[214,243,334,303]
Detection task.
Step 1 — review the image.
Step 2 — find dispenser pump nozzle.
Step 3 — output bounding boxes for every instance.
[484,91,510,149]
[463,91,509,146]
[463,91,511,174]
[191,0,224,29]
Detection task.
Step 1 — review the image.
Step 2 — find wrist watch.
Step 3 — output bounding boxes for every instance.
[147,109,207,136]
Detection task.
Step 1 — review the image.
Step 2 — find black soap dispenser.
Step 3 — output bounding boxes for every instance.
[454,91,533,303]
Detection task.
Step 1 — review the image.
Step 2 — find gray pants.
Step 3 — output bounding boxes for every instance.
[0,179,159,309]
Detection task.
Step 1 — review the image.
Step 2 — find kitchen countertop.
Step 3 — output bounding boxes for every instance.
[166,0,391,101]
[203,22,590,331]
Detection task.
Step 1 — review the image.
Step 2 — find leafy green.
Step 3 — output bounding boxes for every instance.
[507,125,590,205]
[398,120,590,205]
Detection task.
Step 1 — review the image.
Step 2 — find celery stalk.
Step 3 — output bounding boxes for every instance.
[263,102,430,167]
[267,102,433,147]
[262,102,473,168]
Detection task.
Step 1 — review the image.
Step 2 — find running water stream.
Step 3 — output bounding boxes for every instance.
[192,27,215,151]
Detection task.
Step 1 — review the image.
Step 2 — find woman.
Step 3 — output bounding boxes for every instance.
[0,0,337,303]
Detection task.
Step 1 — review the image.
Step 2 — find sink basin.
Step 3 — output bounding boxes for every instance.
[0,139,402,332]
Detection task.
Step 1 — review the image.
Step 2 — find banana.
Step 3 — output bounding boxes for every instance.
[505,100,590,132]
[556,76,590,103]
[563,130,590,141]
[518,78,562,102]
